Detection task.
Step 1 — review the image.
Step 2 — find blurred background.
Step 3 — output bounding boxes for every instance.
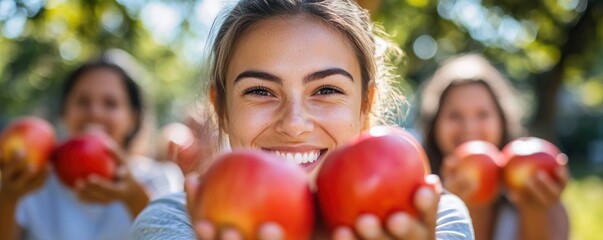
[0,0,602,238]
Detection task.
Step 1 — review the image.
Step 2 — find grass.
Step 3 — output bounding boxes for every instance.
[564,163,603,240]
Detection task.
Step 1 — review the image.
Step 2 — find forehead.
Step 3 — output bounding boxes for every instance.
[443,82,497,109]
[72,68,126,93]
[226,14,359,77]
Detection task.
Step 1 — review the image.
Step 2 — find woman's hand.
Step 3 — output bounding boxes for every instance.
[185,174,441,240]
[73,138,149,217]
[184,174,284,240]
[0,149,49,202]
[507,154,569,211]
[330,175,441,240]
[441,155,490,205]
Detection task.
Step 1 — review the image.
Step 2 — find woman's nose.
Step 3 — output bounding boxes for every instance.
[86,102,106,122]
[275,99,314,138]
[461,118,481,139]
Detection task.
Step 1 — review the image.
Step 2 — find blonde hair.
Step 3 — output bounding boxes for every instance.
[204,0,404,138]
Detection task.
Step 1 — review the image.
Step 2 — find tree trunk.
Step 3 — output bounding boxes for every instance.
[530,2,598,141]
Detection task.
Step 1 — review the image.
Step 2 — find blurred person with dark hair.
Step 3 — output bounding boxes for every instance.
[0,50,183,240]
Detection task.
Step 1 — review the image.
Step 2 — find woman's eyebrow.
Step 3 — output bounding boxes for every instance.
[233,68,354,85]
[234,70,282,84]
[304,68,354,83]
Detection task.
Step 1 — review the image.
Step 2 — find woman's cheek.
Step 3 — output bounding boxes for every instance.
[228,104,276,147]
[311,104,362,142]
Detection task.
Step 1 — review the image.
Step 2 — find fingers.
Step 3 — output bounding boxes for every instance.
[414,185,439,240]
[3,149,27,181]
[74,175,120,203]
[554,165,569,190]
[332,227,356,240]
[259,222,284,240]
[195,220,216,240]
[441,159,476,200]
[104,141,129,166]
[525,171,563,207]
[386,212,410,237]
[355,214,386,240]
[221,228,243,240]
[388,213,428,240]
[441,155,458,181]
[185,173,201,220]
[194,221,281,240]
[26,165,49,190]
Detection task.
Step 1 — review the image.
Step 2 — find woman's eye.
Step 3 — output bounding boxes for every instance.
[244,87,273,97]
[315,86,343,95]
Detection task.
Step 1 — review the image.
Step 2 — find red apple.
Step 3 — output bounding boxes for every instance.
[0,116,56,171]
[501,137,564,191]
[53,133,116,188]
[192,150,314,240]
[316,126,429,231]
[453,140,504,205]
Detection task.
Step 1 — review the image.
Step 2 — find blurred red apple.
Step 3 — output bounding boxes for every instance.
[453,140,504,205]
[53,133,116,188]
[501,137,564,191]
[316,126,429,231]
[0,116,56,171]
[192,150,314,240]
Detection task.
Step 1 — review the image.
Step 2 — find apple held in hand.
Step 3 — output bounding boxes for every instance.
[0,116,56,171]
[501,137,564,191]
[53,133,116,188]
[192,150,314,240]
[453,140,504,205]
[316,126,429,231]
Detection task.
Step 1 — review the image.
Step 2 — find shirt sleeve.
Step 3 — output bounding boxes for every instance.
[436,192,475,240]
[130,157,185,200]
[129,192,196,240]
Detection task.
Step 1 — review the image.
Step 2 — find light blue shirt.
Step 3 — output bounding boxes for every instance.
[16,157,184,240]
[130,191,475,239]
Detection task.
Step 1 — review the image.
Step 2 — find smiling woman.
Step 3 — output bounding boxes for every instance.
[221,15,366,174]
[130,0,474,239]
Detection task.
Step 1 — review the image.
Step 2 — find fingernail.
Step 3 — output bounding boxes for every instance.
[333,227,354,240]
[261,222,283,239]
[357,214,381,238]
[388,213,409,236]
[195,220,215,239]
[417,187,435,209]
[556,153,568,165]
[221,228,241,240]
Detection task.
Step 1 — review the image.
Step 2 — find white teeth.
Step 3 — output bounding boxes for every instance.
[271,150,321,165]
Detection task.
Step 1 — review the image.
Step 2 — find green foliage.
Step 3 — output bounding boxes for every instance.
[0,0,205,127]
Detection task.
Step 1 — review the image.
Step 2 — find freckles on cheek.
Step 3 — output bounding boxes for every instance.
[316,105,363,142]
[227,103,275,145]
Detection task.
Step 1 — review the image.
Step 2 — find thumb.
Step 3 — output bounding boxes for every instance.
[185,173,201,218]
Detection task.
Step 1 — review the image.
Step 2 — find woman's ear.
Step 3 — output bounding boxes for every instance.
[209,85,218,112]
[362,86,376,130]
[209,85,227,133]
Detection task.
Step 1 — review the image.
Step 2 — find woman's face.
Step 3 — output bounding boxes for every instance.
[63,68,136,146]
[222,15,366,174]
[434,83,503,156]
